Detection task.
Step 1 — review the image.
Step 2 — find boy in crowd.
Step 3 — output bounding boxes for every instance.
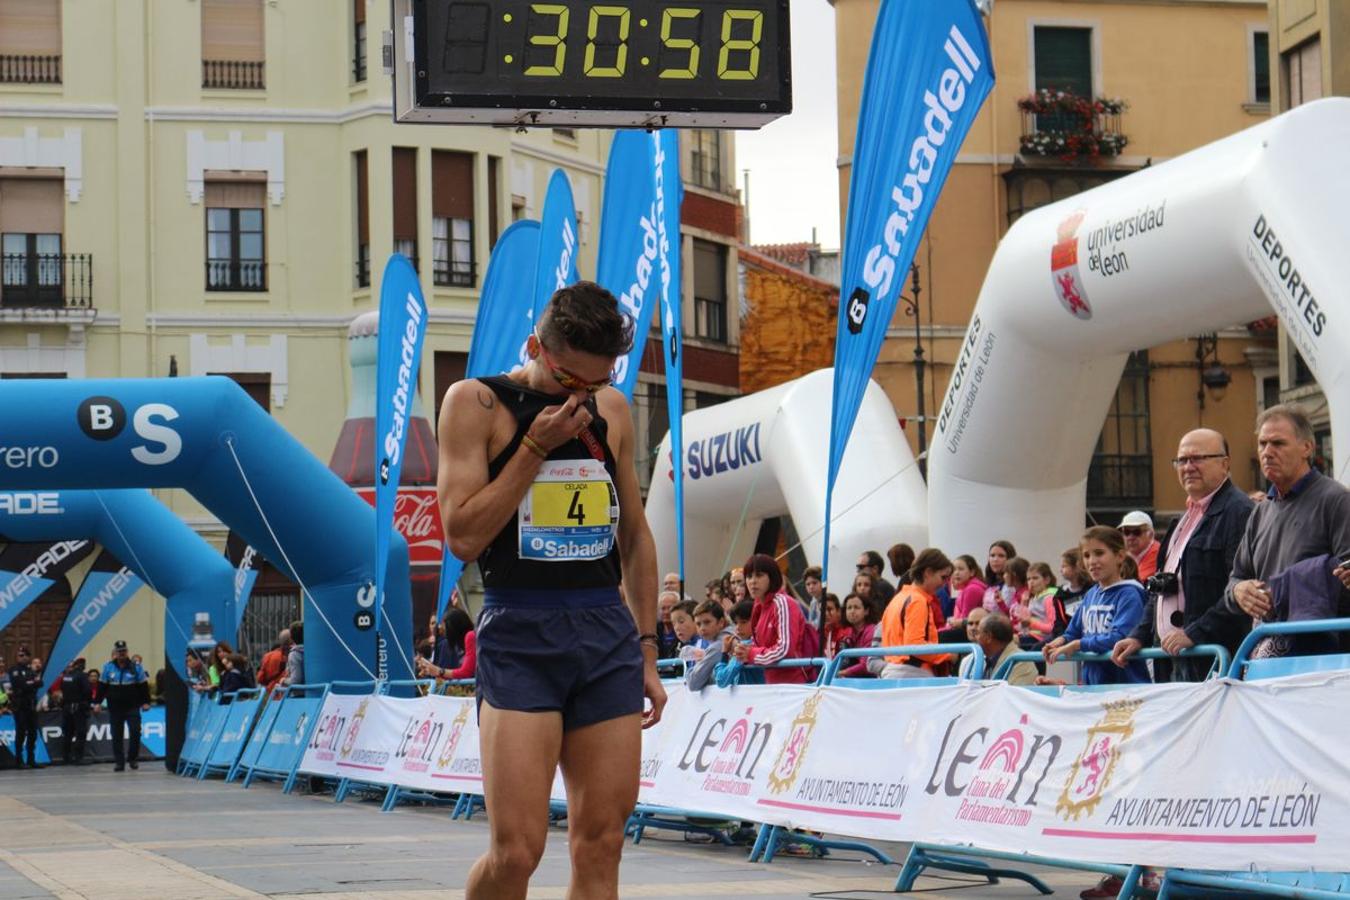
[686,601,736,690]
[670,601,709,658]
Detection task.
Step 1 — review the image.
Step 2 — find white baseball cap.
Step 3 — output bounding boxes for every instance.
[1117,511,1153,530]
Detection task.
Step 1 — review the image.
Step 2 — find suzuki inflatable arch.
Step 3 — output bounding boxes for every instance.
[646,368,928,587]
[929,98,1350,564]
[0,377,413,684]
[0,489,236,685]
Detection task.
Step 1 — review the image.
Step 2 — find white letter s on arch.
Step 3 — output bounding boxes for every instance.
[131,403,183,466]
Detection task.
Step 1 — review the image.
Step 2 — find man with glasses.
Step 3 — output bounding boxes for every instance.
[1117,511,1161,581]
[1112,429,1254,681]
[855,550,896,601]
[437,281,665,900]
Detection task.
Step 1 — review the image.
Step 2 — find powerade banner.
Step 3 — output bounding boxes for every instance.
[437,220,545,621]
[43,548,144,695]
[224,537,261,636]
[597,130,665,399]
[0,536,94,632]
[0,489,238,682]
[0,707,168,767]
[0,380,413,686]
[374,254,429,677]
[652,130,687,583]
[825,0,993,577]
[535,169,581,319]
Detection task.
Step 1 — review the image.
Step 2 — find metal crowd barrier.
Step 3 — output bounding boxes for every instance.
[171,621,1350,898]
[1160,619,1350,899]
[238,683,330,792]
[745,645,986,866]
[991,643,1232,684]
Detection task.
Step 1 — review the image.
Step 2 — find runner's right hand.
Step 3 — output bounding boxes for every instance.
[528,394,592,451]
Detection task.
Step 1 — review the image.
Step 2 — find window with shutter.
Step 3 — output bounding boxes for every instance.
[353,0,367,82]
[204,178,266,292]
[354,150,369,287]
[693,239,728,343]
[1033,27,1093,96]
[202,0,265,89]
[432,151,474,287]
[0,178,65,307]
[0,0,62,84]
[1252,31,1270,105]
[392,148,419,271]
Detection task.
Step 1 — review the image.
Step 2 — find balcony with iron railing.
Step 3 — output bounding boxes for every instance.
[202,59,265,90]
[0,54,61,84]
[0,253,93,317]
[1018,90,1128,163]
[206,259,266,292]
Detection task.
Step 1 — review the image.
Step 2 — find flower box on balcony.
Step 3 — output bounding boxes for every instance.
[1018,89,1128,163]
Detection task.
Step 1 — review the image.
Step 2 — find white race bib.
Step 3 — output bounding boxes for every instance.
[518,459,618,562]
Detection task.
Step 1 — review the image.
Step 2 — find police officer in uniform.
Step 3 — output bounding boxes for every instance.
[101,640,149,771]
[6,646,43,768]
[60,657,92,765]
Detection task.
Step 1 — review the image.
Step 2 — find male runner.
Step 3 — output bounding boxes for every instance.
[437,281,666,900]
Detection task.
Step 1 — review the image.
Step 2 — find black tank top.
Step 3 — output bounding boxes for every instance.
[477,375,623,590]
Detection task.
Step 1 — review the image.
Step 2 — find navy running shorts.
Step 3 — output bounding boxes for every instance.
[475,587,644,730]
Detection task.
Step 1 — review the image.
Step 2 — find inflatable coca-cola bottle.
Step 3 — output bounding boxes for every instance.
[329,312,443,634]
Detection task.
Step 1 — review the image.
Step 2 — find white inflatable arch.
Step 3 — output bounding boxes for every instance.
[646,368,928,589]
[929,98,1350,564]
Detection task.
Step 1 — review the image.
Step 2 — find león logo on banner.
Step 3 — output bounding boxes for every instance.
[1051,210,1092,319]
[767,691,823,795]
[437,703,472,770]
[340,697,370,760]
[1057,698,1142,821]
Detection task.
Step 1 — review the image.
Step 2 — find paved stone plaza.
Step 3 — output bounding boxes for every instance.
[0,765,1087,899]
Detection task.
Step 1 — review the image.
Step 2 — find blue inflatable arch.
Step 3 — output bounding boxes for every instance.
[0,377,413,684]
[0,488,236,688]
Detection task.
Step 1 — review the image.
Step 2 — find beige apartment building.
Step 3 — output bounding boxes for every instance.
[0,0,746,666]
[832,0,1283,529]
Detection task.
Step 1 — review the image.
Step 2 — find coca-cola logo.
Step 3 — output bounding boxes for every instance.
[356,488,445,566]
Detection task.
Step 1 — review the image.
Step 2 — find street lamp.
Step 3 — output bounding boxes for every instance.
[899,264,926,479]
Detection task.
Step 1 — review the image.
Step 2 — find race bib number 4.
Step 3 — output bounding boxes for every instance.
[518,459,618,562]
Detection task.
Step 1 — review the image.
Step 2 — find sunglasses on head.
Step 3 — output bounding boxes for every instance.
[1121,527,1147,537]
[534,333,612,394]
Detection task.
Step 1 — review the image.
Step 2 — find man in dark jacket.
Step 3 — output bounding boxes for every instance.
[60,657,92,764]
[6,647,43,768]
[1113,429,1254,681]
[101,640,150,771]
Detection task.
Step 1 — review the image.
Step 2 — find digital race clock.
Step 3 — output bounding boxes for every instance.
[391,0,792,128]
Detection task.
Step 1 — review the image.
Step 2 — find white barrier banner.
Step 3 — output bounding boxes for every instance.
[298,693,375,778]
[293,675,1350,869]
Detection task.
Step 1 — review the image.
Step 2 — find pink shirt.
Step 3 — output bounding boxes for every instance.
[952,578,987,619]
[1156,484,1222,641]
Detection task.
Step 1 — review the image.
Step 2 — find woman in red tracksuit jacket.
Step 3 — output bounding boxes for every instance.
[730,553,814,684]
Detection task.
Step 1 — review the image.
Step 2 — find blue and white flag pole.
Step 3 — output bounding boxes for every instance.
[436,221,544,624]
[535,169,581,316]
[373,254,429,678]
[652,131,687,584]
[597,130,666,400]
[823,0,994,583]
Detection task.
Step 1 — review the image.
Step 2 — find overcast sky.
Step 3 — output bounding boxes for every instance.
[735,0,841,249]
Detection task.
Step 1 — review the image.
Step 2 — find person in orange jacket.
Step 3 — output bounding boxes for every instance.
[879,549,954,679]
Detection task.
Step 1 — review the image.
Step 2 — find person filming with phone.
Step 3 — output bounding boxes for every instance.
[1220,406,1350,657]
[1111,429,1254,681]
